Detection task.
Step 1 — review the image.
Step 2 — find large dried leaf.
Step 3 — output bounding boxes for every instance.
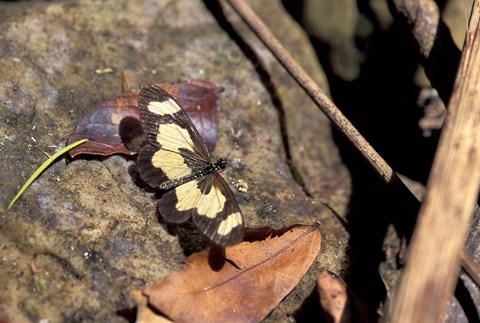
[143,223,322,322]
[67,79,221,157]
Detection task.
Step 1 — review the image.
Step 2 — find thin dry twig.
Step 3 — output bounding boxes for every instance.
[390,1,480,319]
[221,0,480,288]
[461,250,480,289]
[224,0,400,185]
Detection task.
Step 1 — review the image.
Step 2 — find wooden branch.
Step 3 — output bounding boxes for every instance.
[222,0,480,290]
[224,0,400,186]
[461,250,480,288]
[389,1,480,320]
[390,0,461,104]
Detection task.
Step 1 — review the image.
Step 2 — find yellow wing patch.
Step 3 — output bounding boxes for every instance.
[174,180,227,218]
[151,122,196,180]
[197,185,227,218]
[217,212,243,236]
[156,123,195,152]
[175,181,202,211]
[152,149,192,179]
[148,99,182,116]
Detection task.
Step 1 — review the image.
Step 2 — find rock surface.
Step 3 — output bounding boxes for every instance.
[0,0,350,321]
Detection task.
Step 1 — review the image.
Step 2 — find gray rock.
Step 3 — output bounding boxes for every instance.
[0,0,350,321]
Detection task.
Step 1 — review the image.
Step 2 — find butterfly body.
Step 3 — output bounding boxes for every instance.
[157,158,226,190]
[137,84,244,246]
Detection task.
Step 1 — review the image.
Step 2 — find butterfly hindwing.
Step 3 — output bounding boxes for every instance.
[157,173,243,246]
[192,173,243,246]
[155,180,197,224]
[137,84,210,189]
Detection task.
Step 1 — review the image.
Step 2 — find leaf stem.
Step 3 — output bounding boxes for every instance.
[6,139,88,211]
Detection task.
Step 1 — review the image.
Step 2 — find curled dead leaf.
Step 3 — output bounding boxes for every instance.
[316,271,369,323]
[68,92,140,156]
[67,79,221,157]
[143,223,322,322]
[317,271,349,322]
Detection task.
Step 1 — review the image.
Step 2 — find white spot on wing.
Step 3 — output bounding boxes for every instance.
[152,150,192,179]
[174,181,228,219]
[197,185,227,218]
[148,99,181,116]
[152,123,196,180]
[175,181,202,211]
[217,212,242,236]
[157,123,195,151]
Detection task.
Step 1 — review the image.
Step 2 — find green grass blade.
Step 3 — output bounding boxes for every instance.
[6,139,88,211]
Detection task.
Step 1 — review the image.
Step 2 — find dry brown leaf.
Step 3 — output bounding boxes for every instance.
[67,79,221,157]
[133,290,173,323]
[143,223,322,322]
[68,91,140,156]
[317,271,349,322]
[316,271,369,323]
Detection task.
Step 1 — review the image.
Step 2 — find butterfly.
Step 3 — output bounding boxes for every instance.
[136,84,244,246]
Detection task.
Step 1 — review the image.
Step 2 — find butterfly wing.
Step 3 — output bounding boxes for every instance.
[137,84,210,189]
[156,178,201,224]
[157,173,244,246]
[193,173,244,246]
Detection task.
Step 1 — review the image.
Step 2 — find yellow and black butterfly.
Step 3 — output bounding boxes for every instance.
[137,84,244,246]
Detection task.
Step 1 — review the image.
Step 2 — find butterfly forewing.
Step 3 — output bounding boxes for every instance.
[137,85,210,189]
[137,144,199,189]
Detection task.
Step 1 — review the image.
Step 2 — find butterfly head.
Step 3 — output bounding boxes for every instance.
[214,158,227,171]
